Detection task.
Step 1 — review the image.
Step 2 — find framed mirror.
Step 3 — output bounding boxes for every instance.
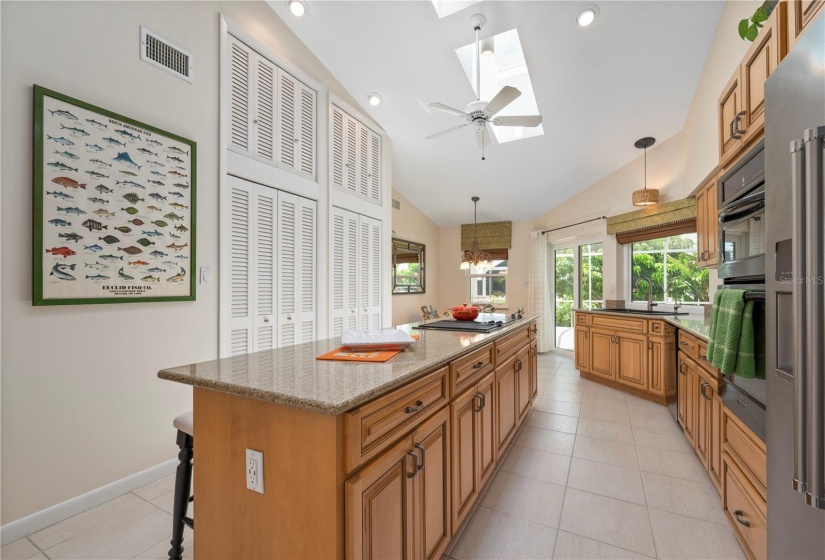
[392,238,425,294]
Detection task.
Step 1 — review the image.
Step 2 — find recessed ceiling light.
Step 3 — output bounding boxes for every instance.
[576,4,599,27]
[289,0,307,17]
[367,93,382,106]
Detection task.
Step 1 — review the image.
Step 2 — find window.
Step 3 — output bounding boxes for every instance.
[469,260,507,306]
[631,233,709,305]
[579,243,603,310]
[553,241,603,351]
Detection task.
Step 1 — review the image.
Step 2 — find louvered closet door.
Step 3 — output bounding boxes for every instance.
[277,193,298,347]
[358,217,371,329]
[253,187,277,350]
[277,71,297,173]
[331,107,346,192]
[330,207,347,337]
[344,113,359,195]
[358,124,370,199]
[228,179,254,355]
[252,55,278,165]
[367,217,383,329]
[344,211,360,332]
[297,197,316,343]
[295,82,316,180]
[368,129,382,205]
[228,36,254,157]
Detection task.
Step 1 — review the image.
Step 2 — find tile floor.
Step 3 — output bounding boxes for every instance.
[2,352,744,560]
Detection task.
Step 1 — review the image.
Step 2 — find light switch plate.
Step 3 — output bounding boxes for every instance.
[199,266,212,286]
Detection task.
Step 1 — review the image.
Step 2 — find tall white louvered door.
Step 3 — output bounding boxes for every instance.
[295,83,316,180]
[253,187,277,351]
[329,104,383,205]
[297,198,316,343]
[228,36,254,158]
[358,217,371,328]
[229,179,254,354]
[367,217,382,329]
[252,55,278,166]
[344,210,360,333]
[367,129,382,205]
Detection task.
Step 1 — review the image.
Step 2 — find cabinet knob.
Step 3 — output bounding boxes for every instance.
[294,138,300,143]
[733,510,750,527]
[287,315,292,321]
[263,318,270,323]
[472,361,485,369]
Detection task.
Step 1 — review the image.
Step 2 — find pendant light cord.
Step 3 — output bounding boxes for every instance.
[643,146,648,191]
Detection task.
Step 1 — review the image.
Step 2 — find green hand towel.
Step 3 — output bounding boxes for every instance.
[707,289,747,375]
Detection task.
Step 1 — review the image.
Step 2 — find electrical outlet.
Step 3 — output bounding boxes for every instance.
[246,449,264,494]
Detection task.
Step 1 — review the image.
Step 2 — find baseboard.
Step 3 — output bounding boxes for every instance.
[1,459,178,546]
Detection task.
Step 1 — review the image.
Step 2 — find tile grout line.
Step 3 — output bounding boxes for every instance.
[25,536,52,560]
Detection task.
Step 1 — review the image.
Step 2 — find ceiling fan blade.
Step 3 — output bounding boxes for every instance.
[425,123,470,140]
[477,127,491,148]
[493,115,543,127]
[428,102,469,118]
[483,86,521,116]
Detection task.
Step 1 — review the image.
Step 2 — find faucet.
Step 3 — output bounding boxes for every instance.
[634,277,658,312]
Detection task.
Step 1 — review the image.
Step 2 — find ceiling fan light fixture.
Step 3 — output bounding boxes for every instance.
[632,136,659,207]
[288,0,307,17]
[576,4,599,27]
[367,93,383,106]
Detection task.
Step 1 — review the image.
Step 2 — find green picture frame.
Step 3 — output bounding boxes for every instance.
[33,85,197,305]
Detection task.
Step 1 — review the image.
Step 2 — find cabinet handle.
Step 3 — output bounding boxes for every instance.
[733,111,747,137]
[679,361,687,375]
[472,361,485,369]
[480,392,486,409]
[263,318,270,323]
[733,510,750,527]
[729,118,738,140]
[405,400,424,414]
[474,393,483,412]
[415,443,426,471]
[515,359,523,372]
[680,341,689,347]
[585,331,589,339]
[701,381,712,401]
[700,354,709,362]
[407,450,419,478]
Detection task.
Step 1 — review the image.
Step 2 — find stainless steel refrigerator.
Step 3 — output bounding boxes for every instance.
[765,13,825,558]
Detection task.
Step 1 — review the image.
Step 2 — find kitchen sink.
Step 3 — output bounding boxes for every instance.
[602,309,689,316]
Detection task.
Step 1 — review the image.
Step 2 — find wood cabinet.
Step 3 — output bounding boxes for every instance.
[412,409,451,560]
[696,176,719,267]
[677,355,698,447]
[648,333,676,398]
[589,327,614,380]
[615,332,648,391]
[529,341,539,402]
[331,105,382,205]
[787,0,824,53]
[516,345,531,422]
[718,68,743,166]
[710,390,724,491]
[574,326,590,372]
[695,368,714,471]
[495,352,519,455]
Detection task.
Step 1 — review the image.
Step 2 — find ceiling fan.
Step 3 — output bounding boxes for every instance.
[426,13,543,160]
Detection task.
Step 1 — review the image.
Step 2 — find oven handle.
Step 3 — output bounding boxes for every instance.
[791,137,807,498]
[718,190,765,224]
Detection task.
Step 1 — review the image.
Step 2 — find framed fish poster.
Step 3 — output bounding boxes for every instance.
[33,85,197,305]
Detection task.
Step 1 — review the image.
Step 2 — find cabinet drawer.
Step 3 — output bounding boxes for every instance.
[697,340,712,363]
[494,326,531,363]
[723,407,767,502]
[345,366,449,473]
[528,321,538,338]
[648,320,673,336]
[589,314,647,333]
[724,455,767,560]
[575,312,589,325]
[450,343,494,396]
[678,331,698,359]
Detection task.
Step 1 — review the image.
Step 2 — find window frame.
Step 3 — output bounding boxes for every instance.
[468,259,509,308]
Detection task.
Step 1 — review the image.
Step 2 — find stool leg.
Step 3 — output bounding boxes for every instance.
[168,430,193,560]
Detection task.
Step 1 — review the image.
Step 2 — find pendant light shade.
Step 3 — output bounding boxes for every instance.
[632,137,659,207]
[460,197,492,270]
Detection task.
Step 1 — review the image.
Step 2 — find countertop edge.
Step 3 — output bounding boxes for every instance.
[574,308,710,342]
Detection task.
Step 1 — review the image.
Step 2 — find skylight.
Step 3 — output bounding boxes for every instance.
[431,0,483,19]
[455,29,544,144]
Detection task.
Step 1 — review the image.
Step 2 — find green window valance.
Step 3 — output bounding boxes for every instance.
[606,198,696,236]
[461,221,512,250]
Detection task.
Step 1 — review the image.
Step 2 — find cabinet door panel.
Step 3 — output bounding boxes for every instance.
[450,388,477,529]
[710,391,724,493]
[277,71,297,171]
[589,328,614,380]
[615,333,648,391]
[277,193,298,347]
[253,55,277,165]
[718,68,742,164]
[648,339,664,396]
[696,380,711,469]
[529,342,539,402]
[228,36,254,157]
[495,354,518,455]
[516,346,531,422]
[705,181,719,266]
[368,129,382,204]
[478,372,496,488]
[575,327,590,372]
[741,17,777,144]
[296,82,315,179]
[331,107,346,191]
[414,409,451,560]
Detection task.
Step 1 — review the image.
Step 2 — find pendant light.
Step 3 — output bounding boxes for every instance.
[460,197,492,270]
[632,137,659,206]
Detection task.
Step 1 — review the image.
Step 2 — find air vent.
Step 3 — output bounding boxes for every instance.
[140,27,193,83]
[392,199,401,210]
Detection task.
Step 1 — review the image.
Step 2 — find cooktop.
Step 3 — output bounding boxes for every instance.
[414,315,523,333]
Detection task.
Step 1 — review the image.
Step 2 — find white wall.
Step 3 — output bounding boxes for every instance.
[1,0,372,525]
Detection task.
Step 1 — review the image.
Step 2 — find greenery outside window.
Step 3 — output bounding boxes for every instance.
[579,243,603,310]
[469,259,507,306]
[631,233,709,305]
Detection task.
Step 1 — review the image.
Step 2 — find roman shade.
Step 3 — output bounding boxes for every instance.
[607,198,697,245]
[461,221,512,250]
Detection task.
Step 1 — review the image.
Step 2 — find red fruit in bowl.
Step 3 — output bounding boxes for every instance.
[451,303,479,321]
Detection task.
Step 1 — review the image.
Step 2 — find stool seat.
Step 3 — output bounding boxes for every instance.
[173,411,193,436]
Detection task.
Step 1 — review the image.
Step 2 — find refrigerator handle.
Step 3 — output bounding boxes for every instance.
[803,126,825,510]
[791,137,807,496]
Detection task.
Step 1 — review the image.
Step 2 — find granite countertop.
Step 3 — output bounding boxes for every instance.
[158,314,538,415]
[576,308,711,341]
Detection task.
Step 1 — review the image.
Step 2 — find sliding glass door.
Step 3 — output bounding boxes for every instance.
[551,241,603,352]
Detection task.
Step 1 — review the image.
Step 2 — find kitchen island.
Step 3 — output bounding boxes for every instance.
[158,315,538,559]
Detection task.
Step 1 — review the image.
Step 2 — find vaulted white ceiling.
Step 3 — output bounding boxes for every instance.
[269,1,725,226]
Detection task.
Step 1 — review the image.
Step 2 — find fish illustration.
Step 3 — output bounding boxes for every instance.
[169,192,184,199]
[47,190,74,200]
[147,206,162,212]
[174,166,187,171]
[117,246,143,255]
[147,160,165,167]
[58,232,83,243]
[47,162,78,172]
[174,224,188,233]
[128,218,145,226]
[170,203,189,210]
[87,197,108,205]
[85,118,108,129]
[84,143,104,152]
[113,152,141,169]
[168,146,189,156]
[175,255,188,260]
[150,171,166,177]
[89,158,112,168]
[99,235,120,244]
[141,275,160,283]
[129,260,149,266]
[59,124,89,136]
[114,129,141,141]
[169,233,181,239]
[116,180,145,189]
[47,135,75,146]
[135,238,154,247]
[85,274,110,281]
[137,148,157,156]
[93,209,115,218]
[121,207,139,215]
[146,139,163,147]
[84,244,103,252]
[168,170,188,178]
[114,226,132,233]
[162,260,177,266]
[49,109,78,120]
[45,246,76,258]
[48,219,71,227]
[54,150,79,160]
[166,242,188,251]
[147,267,166,273]
[100,254,123,261]
[85,261,109,270]
[150,250,167,258]
[81,219,107,231]
[95,185,114,194]
[172,182,190,189]
[51,263,77,281]
[164,212,184,221]
[118,267,134,280]
[151,220,168,228]
[167,156,184,164]
[52,177,86,189]
[122,193,144,204]
[57,206,86,216]
[148,193,166,201]
[103,137,126,147]
[86,170,108,179]
[119,171,139,177]
[167,268,186,283]
[142,230,163,237]
[147,180,165,187]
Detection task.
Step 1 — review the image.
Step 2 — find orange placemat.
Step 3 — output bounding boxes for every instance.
[317,336,419,362]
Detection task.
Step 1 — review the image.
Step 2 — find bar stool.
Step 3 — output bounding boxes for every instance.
[168,411,193,560]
